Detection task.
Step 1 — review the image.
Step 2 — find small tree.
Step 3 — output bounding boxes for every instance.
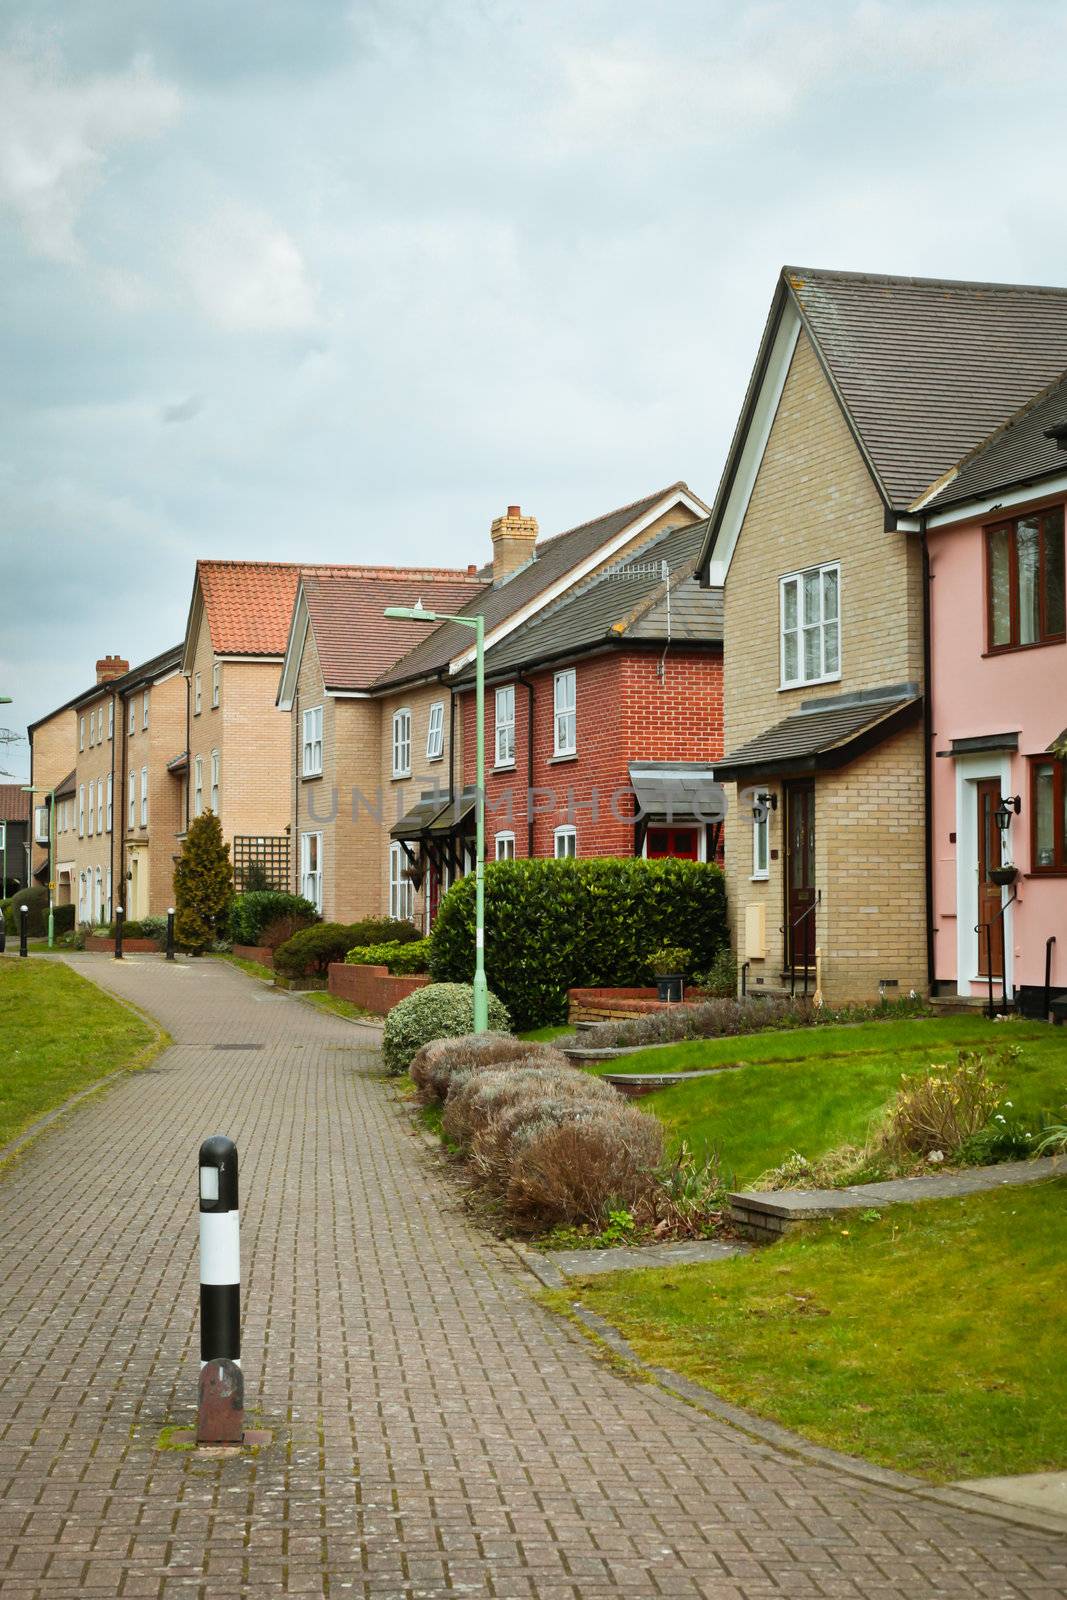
[174,811,234,953]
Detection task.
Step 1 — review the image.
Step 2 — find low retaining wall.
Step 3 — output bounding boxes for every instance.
[84,934,159,954]
[233,943,274,968]
[567,986,708,1023]
[328,962,429,1016]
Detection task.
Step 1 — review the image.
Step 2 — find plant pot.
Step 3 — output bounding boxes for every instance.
[989,864,1019,887]
[656,975,684,1003]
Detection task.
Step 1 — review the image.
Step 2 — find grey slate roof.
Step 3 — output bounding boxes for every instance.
[714,691,921,781]
[372,484,703,689]
[786,267,1067,508]
[455,519,721,682]
[926,370,1067,510]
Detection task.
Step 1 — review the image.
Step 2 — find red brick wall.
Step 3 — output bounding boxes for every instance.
[328,961,429,1015]
[459,647,723,859]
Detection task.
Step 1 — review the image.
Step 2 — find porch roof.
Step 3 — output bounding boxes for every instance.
[714,690,922,782]
[389,794,450,842]
[628,762,725,822]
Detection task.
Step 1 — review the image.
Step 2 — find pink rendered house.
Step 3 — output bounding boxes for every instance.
[920,376,1067,1015]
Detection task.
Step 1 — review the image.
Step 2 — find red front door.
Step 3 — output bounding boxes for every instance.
[646,827,700,860]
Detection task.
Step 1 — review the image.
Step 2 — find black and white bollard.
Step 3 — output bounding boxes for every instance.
[18,904,28,959]
[165,907,176,961]
[114,905,124,960]
[198,1136,243,1444]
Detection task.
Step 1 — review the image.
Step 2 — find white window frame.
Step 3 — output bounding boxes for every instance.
[193,755,203,818]
[96,778,103,835]
[301,830,323,914]
[494,685,516,767]
[89,709,95,746]
[388,840,414,921]
[128,700,135,734]
[106,773,113,832]
[78,784,85,837]
[34,806,49,846]
[392,708,412,778]
[143,691,149,729]
[426,700,444,761]
[752,806,769,880]
[79,716,85,752]
[95,867,103,925]
[779,561,841,690]
[128,771,136,828]
[554,824,577,859]
[302,705,323,777]
[108,700,114,740]
[194,672,202,716]
[87,782,94,837]
[211,662,220,708]
[105,868,112,924]
[140,766,148,827]
[495,831,516,861]
[553,669,576,757]
[210,749,220,812]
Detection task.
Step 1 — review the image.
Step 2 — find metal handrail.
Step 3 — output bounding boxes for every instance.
[974,886,1019,1019]
[781,890,821,999]
[1045,935,1057,1021]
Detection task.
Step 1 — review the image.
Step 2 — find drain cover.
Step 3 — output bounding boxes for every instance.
[213,1043,264,1051]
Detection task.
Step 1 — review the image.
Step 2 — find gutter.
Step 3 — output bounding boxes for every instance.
[921,519,936,994]
[118,687,128,916]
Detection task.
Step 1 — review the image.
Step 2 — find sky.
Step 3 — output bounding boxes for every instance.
[4,0,1067,778]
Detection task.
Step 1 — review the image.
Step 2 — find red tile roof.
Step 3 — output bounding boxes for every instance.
[197,560,480,658]
[302,571,489,692]
[0,784,31,823]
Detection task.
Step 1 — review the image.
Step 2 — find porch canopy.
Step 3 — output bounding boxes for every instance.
[628,762,724,822]
[390,793,450,842]
[391,790,477,879]
[713,688,922,784]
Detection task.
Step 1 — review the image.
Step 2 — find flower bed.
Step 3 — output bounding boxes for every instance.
[568,987,709,1023]
[328,961,429,1016]
[84,934,159,954]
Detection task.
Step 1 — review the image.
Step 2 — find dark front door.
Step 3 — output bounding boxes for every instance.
[785,780,816,970]
[976,779,1005,979]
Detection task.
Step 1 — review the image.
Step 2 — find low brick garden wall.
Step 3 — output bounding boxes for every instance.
[233,943,274,968]
[567,986,708,1023]
[328,962,429,1016]
[84,934,159,954]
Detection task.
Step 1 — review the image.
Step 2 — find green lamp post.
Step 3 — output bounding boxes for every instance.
[384,604,488,1032]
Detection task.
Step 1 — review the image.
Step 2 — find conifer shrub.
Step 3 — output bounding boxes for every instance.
[429,858,727,1028]
[173,811,234,954]
[381,983,510,1076]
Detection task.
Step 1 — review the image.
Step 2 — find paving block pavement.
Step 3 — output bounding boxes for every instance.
[0,953,1064,1598]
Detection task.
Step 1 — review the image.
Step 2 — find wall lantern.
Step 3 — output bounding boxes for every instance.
[752,791,778,822]
[994,795,1021,831]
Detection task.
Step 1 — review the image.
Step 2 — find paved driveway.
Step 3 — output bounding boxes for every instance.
[1,954,1064,1598]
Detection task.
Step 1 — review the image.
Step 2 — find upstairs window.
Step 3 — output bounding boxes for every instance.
[212,662,220,707]
[302,705,323,776]
[987,509,1065,651]
[193,756,203,818]
[495,685,515,766]
[89,710,95,746]
[553,670,576,756]
[79,716,85,752]
[140,766,148,826]
[194,673,202,716]
[211,749,220,812]
[143,691,149,729]
[781,562,840,687]
[96,778,103,835]
[106,773,113,832]
[78,784,85,837]
[1032,757,1067,873]
[128,771,136,828]
[108,700,114,740]
[34,805,49,846]
[128,700,135,734]
[426,700,444,761]
[392,709,411,778]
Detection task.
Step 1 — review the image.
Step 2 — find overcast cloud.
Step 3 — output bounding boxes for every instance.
[4,0,1067,774]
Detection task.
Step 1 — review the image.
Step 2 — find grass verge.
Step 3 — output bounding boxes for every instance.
[610,1017,1063,1186]
[519,1024,575,1043]
[298,991,373,1022]
[542,1178,1067,1483]
[205,951,274,982]
[0,956,165,1151]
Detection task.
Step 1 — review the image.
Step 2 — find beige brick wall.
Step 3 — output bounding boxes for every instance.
[68,687,119,922]
[29,707,77,879]
[120,672,187,917]
[722,330,928,1003]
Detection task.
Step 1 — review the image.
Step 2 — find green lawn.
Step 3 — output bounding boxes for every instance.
[519,1024,576,1043]
[0,957,164,1151]
[607,1017,1064,1186]
[206,951,274,982]
[543,1178,1067,1483]
[298,991,372,1022]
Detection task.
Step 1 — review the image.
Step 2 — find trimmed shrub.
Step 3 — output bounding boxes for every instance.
[53,903,76,936]
[409,1032,564,1104]
[174,811,234,953]
[274,918,422,979]
[442,1062,604,1149]
[110,919,148,939]
[429,857,727,1028]
[138,914,168,944]
[260,913,316,951]
[2,885,50,936]
[229,891,317,947]
[346,938,432,975]
[506,1106,665,1228]
[382,983,510,1077]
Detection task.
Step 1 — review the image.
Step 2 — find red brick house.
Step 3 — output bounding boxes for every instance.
[455,518,724,863]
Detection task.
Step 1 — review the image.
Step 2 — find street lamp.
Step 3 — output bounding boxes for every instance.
[21,784,56,949]
[384,602,488,1032]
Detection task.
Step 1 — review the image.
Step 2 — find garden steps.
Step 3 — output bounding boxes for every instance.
[518,1237,745,1286]
[729,1155,1065,1240]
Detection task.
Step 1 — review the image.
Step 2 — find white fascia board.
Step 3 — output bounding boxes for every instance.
[447,489,710,673]
[180,587,205,677]
[328,689,373,699]
[923,471,1067,529]
[276,595,309,711]
[217,652,285,664]
[705,302,801,588]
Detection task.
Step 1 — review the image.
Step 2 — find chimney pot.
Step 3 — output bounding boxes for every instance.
[508,505,521,517]
[467,564,478,576]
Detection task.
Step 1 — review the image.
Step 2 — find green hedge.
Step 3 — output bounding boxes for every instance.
[274,917,422,978]
[429,858,727,1029]
[346,937,432,975]
[229,891,318,946]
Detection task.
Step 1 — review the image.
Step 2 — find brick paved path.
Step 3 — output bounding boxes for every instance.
[1,955,1065,1599]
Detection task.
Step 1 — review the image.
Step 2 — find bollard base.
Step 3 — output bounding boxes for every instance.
[197,1357,245,1445]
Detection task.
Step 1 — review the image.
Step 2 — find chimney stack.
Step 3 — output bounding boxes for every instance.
[490,505,538,581]
[95,654,129,684]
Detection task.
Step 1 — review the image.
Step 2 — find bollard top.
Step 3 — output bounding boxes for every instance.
[115,905,124,916]
[19,904,27,912]
[199,1135,238,1212]
[167,907,175,915]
